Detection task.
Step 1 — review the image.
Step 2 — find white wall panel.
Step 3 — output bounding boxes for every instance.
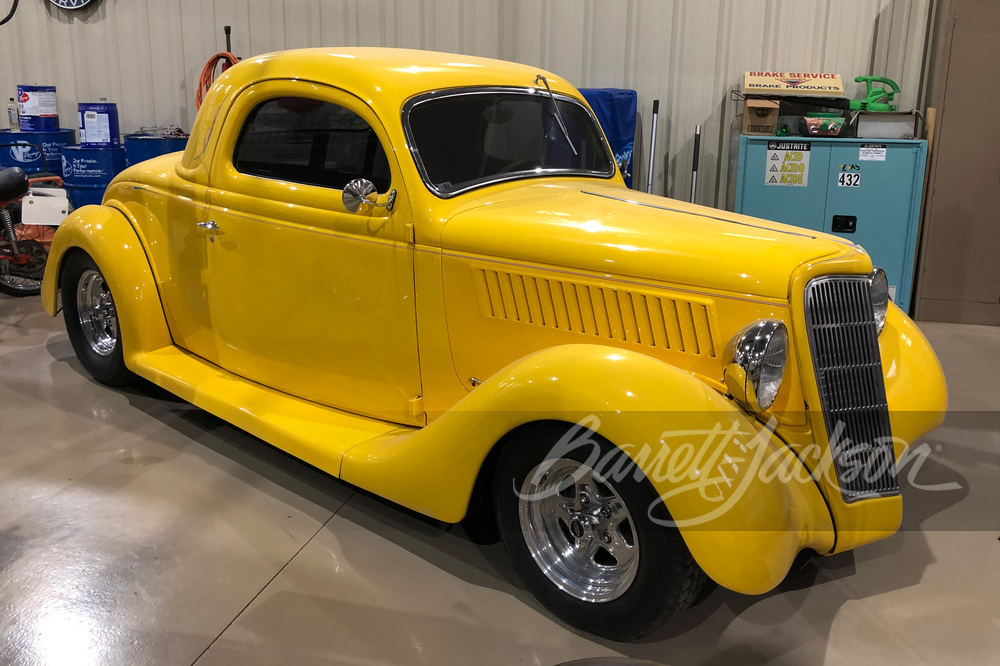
[0,0,929,206]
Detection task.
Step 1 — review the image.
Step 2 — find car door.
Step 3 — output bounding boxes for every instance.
[204,80,422,425]
[122,184,220,366]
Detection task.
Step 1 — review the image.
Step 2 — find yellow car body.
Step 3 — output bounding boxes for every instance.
[41,48,946,599]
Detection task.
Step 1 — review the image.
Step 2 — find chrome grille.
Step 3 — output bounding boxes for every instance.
[804,275,898,501]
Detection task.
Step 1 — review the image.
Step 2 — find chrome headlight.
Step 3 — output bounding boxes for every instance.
[869,268,889,335]
[723,320,788,413]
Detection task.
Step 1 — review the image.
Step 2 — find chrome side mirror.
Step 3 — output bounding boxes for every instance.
[617,155,630,180]
[342,178,396,214]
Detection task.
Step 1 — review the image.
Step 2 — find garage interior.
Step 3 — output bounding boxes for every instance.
[1,1,998,665]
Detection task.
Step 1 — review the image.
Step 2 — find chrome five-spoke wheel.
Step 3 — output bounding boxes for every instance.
[495,429,707,640]
[61,253,132,386]
[519,458,639,602]
[76,269,119,356]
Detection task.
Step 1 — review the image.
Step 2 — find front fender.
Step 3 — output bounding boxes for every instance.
[881,301,948,455]
[342,344,834,594]
[41,204,172,366]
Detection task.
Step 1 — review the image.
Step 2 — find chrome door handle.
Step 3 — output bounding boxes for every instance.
[197,221,219,230]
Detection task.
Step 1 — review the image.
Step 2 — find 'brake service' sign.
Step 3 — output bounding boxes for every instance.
[743,72,845,97]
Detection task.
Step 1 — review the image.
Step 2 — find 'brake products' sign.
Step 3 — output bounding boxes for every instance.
[743,72,845,97]
[765,141,810,187]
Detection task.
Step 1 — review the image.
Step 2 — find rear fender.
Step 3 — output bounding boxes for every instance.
[342,344,834,594]
[41,204,171,366]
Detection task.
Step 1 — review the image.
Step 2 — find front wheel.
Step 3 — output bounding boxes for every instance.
[60,251,133,386]
[494,425,706,641]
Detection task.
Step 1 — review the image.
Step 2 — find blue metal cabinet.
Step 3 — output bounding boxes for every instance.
[734,135,927,310]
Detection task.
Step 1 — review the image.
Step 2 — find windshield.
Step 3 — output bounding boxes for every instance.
[405,89,615,197]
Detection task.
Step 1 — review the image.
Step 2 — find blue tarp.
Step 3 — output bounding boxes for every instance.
[580,88,638,188]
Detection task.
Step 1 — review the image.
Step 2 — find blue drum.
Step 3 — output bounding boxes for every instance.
[62,146,127,208]
[78,102,121,148]
[124,133,189,166]
[0,129,76,175]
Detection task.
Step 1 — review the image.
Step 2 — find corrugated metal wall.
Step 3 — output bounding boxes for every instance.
[1,0,929,206]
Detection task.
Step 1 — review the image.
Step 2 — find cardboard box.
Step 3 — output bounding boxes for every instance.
[742,98,780,135]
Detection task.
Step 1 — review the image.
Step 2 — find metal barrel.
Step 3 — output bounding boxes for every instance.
[0,129,76,175]
[16,85,59,132]
[78,102,121,148]
[124,133,189,166]
[61,146,126,208]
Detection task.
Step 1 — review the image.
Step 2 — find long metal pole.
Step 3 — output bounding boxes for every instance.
[645,100,659,194]
[689,124,701,203]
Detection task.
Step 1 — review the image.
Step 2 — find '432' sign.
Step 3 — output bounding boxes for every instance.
[49,0,95,8]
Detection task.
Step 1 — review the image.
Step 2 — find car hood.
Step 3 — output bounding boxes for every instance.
[438,181,860,299]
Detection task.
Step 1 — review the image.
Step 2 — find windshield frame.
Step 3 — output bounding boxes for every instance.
[402,86,618,199]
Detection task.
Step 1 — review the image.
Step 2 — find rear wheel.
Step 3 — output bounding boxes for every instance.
[0,202,47,297]
[0,238,46,296]
[494,425,706,641]
[60,252,133,386]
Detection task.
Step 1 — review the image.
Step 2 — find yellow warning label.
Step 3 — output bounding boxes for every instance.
[765,141,810,187]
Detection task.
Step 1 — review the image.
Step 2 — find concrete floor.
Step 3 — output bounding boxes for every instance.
[1,292,998,666]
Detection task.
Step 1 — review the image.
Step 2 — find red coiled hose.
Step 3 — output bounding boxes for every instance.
[195,52,240,110]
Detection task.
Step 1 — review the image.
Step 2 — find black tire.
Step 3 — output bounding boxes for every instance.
[0,202,43,297]
[0,276,41,297]
[0,241,45,297]
[494,423,706,641]
[60,251,133,386]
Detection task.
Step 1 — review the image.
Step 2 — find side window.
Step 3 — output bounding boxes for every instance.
[233,97,391,192]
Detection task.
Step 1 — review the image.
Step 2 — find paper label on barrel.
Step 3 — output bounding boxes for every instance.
[17,88,58,117]
[83,111,112,145]
[37,93,58,116]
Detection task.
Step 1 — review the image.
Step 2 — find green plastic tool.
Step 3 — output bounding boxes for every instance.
[849,76,899,112]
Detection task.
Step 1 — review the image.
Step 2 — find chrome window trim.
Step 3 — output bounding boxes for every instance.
[401,86,617,199]
[231,94,393,193]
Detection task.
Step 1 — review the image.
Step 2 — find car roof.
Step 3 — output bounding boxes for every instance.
[212,47,572,112]
[181,47,577,183]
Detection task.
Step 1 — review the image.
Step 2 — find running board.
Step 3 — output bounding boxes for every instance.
[131,346,407,477]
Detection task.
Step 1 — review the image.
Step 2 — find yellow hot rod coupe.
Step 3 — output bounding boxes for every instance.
[41,48,947,640]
